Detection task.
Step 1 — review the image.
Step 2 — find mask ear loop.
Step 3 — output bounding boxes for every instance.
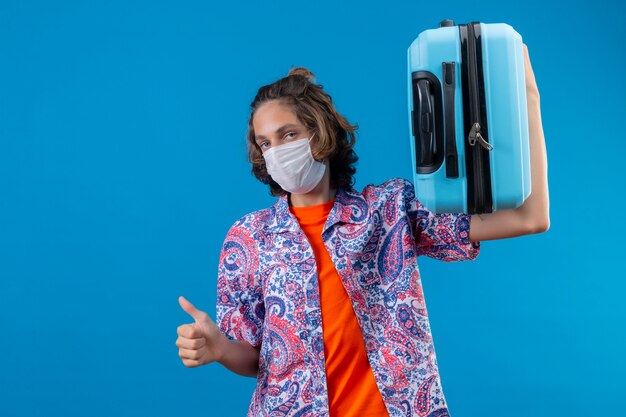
[308,132,325,164]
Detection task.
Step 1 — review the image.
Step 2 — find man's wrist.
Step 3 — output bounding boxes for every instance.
[215,332,230,365]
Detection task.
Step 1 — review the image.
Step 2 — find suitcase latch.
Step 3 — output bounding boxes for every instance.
[468,122,493,151]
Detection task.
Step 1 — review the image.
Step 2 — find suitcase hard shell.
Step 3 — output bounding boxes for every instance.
[407,20,531,214]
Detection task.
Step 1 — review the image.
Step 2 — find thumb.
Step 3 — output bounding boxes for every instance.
[179,295,206,323]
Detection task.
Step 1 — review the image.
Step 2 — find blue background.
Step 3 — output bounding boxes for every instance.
[1,0,625,416]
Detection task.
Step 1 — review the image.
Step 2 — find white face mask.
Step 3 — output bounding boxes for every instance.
[262,135,326,194]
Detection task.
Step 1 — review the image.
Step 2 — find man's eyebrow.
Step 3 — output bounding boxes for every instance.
[255,124,300,141]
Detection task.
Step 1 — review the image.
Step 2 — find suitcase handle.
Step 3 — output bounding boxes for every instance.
[416,79,437,166]
[412,71,444,174]
[442,62,459,178]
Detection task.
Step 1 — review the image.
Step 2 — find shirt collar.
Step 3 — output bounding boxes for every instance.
[267,186,368,234]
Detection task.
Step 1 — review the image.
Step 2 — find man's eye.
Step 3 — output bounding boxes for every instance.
[285,132,297,139]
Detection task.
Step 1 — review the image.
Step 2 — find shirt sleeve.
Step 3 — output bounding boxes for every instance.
[400,178,480,262]
[215,222,264,348]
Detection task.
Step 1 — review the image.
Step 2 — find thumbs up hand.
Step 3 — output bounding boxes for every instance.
[176,295,227,368]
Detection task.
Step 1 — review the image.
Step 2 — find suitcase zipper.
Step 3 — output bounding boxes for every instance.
[465,22,493,213]
[468,122,493,150]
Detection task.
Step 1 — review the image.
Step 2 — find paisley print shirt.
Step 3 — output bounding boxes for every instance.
[216,177,480,417]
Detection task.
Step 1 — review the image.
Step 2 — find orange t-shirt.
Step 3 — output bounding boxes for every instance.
[290,200,390,417]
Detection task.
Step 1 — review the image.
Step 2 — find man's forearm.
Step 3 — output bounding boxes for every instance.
[218,337,261,378]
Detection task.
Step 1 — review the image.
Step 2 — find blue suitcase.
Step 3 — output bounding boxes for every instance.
[407,20,531,214]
